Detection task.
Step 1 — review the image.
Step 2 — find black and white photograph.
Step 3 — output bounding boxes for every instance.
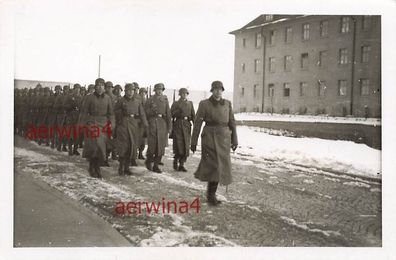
[1,0,396,259]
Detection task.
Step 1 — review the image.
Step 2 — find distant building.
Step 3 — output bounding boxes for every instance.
[14,79,73,90]
[230,15,381,117]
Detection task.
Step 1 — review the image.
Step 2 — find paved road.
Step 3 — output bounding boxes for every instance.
[14,135,381,246]
[14,168,131,247]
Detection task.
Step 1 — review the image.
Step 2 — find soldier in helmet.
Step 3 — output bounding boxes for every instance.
[38,87,51,145]
[47,85,62,148]
[114,83,148,175]
[191,81,238,206]
[170,88,195,171]
[81,78,115,178]
[104,81,117,163]
[144,83,172,173]
[54,85,70,151]
[137,87,148,159]
[113,84,123,103]
[64,83,83,156]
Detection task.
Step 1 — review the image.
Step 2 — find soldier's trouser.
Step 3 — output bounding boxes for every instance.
[207,182,219,198]
[174,154,187,164]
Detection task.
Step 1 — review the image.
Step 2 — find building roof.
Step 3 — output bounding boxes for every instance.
[229,14,308,34]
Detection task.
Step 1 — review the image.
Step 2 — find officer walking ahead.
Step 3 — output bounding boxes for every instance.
[191,81,238,206]
[114,83,148,176]
[144,83,172,173]
[81,78,115,178]
[170,88,195,172]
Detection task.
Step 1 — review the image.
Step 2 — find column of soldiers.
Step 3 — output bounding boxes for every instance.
[14,80,237,206]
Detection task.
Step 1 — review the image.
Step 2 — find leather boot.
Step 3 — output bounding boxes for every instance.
[89,161,96,177]
[145,155,153,171]
[124,158,133,175]
[68,143,73,156]
[173,158,178,170]
[62,144,68,152]
[95,161,102,179]
[152,156,162,173]
[178,162,187,172]
[118,157,125,176]
[207,182,221,206]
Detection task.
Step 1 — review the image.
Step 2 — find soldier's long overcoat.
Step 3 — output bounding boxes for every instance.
[144,94,171,156]
[171,99,195,157]
[114,95,148,159]
[81,92,115,162]
[191,96,238,185]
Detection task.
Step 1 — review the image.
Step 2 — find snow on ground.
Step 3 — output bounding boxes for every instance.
[235,112,381,126]
[235,126,381,178]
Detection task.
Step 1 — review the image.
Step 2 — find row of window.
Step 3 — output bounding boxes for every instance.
[244,16,373,48]
[241,45,372,73]
[240,79,372,98]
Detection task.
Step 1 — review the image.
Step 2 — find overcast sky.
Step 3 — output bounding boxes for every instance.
[13,0,269,91]
[12,0,390,91]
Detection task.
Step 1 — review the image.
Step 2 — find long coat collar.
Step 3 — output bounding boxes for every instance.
[209,95,224,106]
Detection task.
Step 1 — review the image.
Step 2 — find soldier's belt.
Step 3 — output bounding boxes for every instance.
[176,116,191,120]
[205,122,229,127]
[156,114,163,118]
[126,114,140,118]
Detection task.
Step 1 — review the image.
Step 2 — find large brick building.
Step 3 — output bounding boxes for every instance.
[230,15,381,117]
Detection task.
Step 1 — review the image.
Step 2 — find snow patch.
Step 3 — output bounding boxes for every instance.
[280,216,341,237]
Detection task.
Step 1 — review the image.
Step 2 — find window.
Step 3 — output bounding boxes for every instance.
[318,50,328,67]
[320,20,329,37]
[269,57,276,72]
[285,27,293,43]
[269,30,276,45]
[268,84,274,97]
[362,16,371,31]
[361,46,371,63]
[340,17,350,33]
[254,59,261,73]
[300,82,307,96]
[242,38,246,48]
[283,83,290,97]
[265,15,273,21]
[339,48,348,64]
[302,23,310,40]
[241,87,245,97]
[253,84,258,98]
[242,63,246,73]
[360,79,370,95]
[318,80,326,96]
[338,80,347,96]
[255,33,262,48]
[301,53,308,69]
[284,55,292,71]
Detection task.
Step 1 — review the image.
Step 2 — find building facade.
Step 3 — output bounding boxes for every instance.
[230,15,381,117]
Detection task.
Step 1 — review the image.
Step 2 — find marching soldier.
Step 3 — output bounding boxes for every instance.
[38,87,51,146]
[54,85,70,152]
[138,87,148,159]
[191,81,238,206]
[64,83,83,156]
[104,81,117,163]
[114,83,148,175]
[113,84,123,103]
[144,83,172,173]
[47,85,62,148]
[170,88,195,172]
[81,78,115,178]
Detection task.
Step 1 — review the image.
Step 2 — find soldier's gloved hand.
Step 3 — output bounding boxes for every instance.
[191,145,196,153]
[231,144,237,151]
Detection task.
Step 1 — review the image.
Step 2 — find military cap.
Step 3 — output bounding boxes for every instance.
[139,87,147,94]
[36,83,42,89]
[114,84,123,91]
[73,83,81,89]
[179,88,189,95]
[210,80,224,92]
[95,78,105,86]
[124,83,135,91]
[88,84,95,91]
[132,82,139,89]
[63,85,70,91]
[154,83,165,91]
[54,85,62,91]
[105,81,114,88]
